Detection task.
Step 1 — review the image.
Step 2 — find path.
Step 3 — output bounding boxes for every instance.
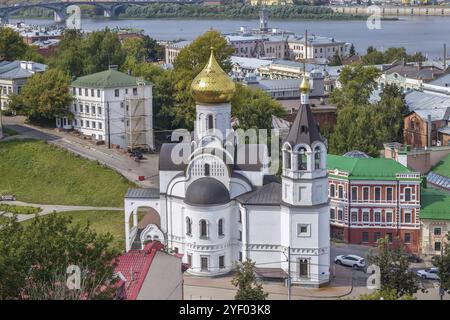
[0,200,122,222]
[2,116,160,188]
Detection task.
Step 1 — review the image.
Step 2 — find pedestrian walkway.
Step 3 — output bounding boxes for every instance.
[0,200,122,222]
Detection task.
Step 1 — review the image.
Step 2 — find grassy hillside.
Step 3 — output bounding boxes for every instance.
[0,139,135,206]
[21,210,126,251]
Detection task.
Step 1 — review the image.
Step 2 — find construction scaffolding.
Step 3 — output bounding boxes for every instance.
[124,77,151,151]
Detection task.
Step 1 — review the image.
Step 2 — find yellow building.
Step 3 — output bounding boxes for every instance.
[420,187,450,256]
[250,0,293,5]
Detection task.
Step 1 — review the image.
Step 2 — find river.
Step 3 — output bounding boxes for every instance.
[10,16,450,59]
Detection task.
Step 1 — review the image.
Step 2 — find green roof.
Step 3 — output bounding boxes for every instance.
[420,187,450,220]
[71,69,149,89]
[327,154,416,181]
[432,153,450,178]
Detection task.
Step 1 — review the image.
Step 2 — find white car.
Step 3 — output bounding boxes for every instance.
[417,268,440,280]
[334,254,366,269]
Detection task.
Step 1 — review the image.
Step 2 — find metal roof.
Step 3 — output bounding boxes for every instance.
[72,69,151,89]
[405,90,450,121]
[237,182,282,205]
[0,60,47,80]
[125,188,160,199]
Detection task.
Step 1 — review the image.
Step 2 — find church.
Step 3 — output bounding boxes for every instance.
[123,49,330,287]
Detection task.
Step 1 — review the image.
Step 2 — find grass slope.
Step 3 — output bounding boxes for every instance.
[432,153,450,178]
[21,210,126,251]
[0,139,135,206]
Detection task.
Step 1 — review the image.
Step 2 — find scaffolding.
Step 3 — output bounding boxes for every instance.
[124,77,151,151]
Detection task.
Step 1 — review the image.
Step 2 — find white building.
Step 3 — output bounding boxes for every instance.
[287,34,351,61]
[123,50,330,287]
[0,60,47,111]
[56,67,154,150]
[164,40,192,65]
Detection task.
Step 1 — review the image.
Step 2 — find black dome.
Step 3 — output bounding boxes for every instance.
[185,178,230,206]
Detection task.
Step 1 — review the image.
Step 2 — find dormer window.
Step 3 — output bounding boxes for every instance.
[300,125,308,134]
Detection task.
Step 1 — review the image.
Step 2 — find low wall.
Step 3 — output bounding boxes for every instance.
[330,5,450,17]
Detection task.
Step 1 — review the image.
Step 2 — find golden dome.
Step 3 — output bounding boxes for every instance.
[191,49,236,104]
[300,75,310,93]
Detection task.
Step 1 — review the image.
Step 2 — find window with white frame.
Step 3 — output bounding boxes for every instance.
[351,187,357,201]
[330,208,335,220]
[363,211,369,223]
[404,212,412,224]
[338,185,344,199]
[363,187,369,201]
[386,211,393,223]
[200,220,208,238]
[297,224,311,237]
[386,187,393,201]
[375,187,381,201]
[330,184,335,198]
[374,211,381,223]
[351,211,358,223]
[404,188,411,202]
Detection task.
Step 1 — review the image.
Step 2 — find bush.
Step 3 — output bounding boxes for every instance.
[0,204,42,215]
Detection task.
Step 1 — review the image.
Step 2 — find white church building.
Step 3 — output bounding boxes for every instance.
[124,49,330,287]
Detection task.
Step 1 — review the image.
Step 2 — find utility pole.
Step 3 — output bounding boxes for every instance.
[287,246,291,300]
[107,102,111,149]
[439,244,445,301]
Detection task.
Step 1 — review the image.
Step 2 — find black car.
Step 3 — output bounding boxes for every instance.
[406,253,423,263]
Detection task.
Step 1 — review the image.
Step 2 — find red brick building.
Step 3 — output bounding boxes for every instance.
[327,154,422,252]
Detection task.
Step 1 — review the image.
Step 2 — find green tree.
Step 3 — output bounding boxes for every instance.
[383,47,407,64]
[231,259,268,300]
[432,233,450,295]
[329,51,342,66]
[349,44,356,56]
[374,83,407,143]
[329,104,380,156]
[361,46,384,65]
[232,84,285,131]
[171,30,235,130]
[358,289,415,300]
[330,64,380,107]
[49,29,85,77]
[367,237,421,298]
[10,68,73,122]
[0,27,28,61]
[0,214,119,299]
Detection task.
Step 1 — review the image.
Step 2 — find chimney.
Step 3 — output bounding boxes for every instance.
[427,114,432,148]
[444,43,447,70]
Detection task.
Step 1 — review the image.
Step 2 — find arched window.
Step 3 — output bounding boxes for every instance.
[200,220,208,238]
[207,114,214,130]
[186,217,192,236]
[299,259,309,278]
[204,163,210,176]
[218,219,224,237]
[298,147,307,171]
[284,150,291,169]
[314,146,321,170]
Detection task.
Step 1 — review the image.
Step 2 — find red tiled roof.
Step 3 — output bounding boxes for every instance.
[114,241,163,300]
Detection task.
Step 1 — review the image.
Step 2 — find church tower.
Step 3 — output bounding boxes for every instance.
[280,74,330,287]
[191,49,235,143]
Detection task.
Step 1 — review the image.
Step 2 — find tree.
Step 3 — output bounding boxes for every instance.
[361,47,384,65]
[0,27,28,61]
[329,51,342,66]
[373,83,407,143]
[330,65,380,107]
[432,233,450,295]
[232,84,285,131]
[367,237,421,298]
[171,29,235,130]
[349,44,356,56]
[0,214,119,299]
[329,104,380,157]
[231,259,268,300]
[10,69,73,122]
[49,29,85,77]
[358,289,415,300]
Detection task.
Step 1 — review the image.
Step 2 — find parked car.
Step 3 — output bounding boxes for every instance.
[0,194,16,201]
[417,268,440,280]
[334,254,366,269]
[406,253,423,263]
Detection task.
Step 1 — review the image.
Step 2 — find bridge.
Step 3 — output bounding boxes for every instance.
[0,0,203,24]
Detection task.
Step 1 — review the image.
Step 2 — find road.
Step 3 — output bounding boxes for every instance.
[2,116,160,188]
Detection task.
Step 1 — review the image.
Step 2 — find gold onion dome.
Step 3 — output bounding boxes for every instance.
[300,75,310,93]
[191,49,236,104]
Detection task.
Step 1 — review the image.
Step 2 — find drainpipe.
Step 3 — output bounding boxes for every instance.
[427,114,432,147]
[348,181,352,244]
